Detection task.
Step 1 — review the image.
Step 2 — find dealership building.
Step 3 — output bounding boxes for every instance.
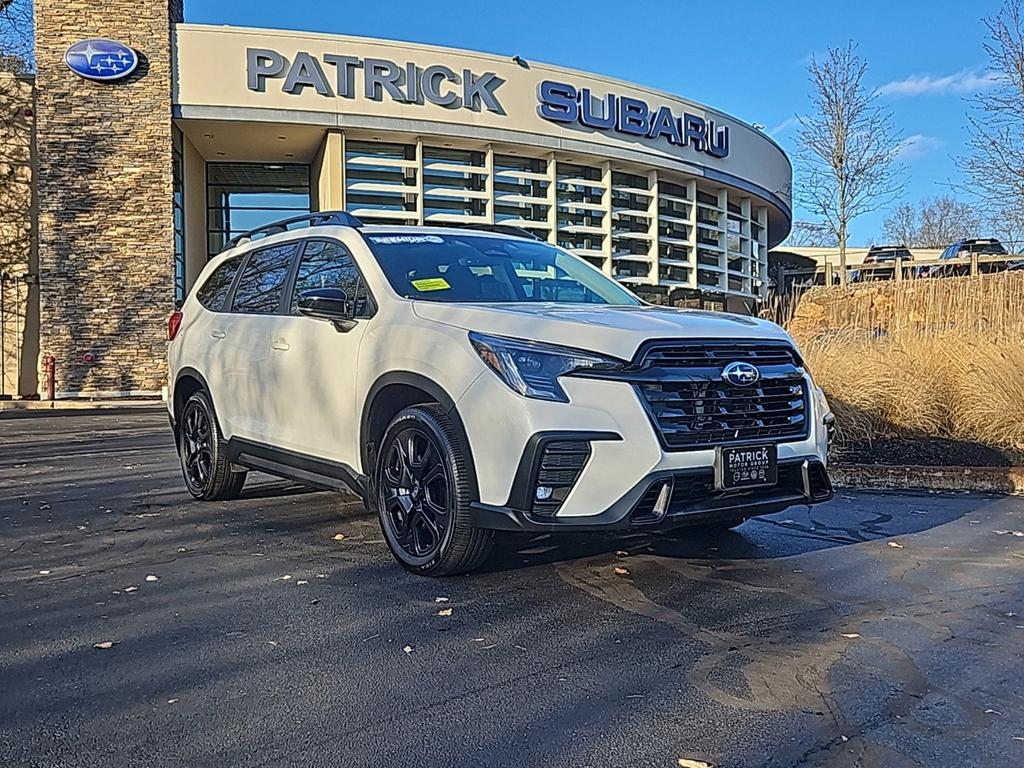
[0,1,792,398]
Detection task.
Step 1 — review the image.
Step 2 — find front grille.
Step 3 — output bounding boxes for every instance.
[532,440,592,516]
[642,343,799,368]
[634,341,809,450]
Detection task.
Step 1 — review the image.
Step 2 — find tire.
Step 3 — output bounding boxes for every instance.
[374,404,493,576]
[177,390,246,501]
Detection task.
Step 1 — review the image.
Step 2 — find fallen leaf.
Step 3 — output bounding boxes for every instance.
[678,759,715,768]
[434,596,449,603]
[840,633,861,639]
[887,541,904,549]
[332,533,346,541]
[614,566,630,575]
[437,608,453,617]
[403,645,414,654]
[93,641,115,650]
[145,575,159,582]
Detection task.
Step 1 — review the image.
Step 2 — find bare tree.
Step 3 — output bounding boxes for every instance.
[881,202,918,246]
[781,220,837,248]
[960,1,1024,244]
[0,0,33,74]
[796,43,905,283]
[917,197,980,247]
[882,197,981,247]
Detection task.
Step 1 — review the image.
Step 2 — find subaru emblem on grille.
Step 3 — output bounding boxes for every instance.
[722,361,760,387]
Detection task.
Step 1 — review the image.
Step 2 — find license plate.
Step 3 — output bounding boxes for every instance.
[715,444,778,490]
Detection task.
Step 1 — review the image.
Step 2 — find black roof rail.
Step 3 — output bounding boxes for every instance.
[422,221,545,241]
[222,211,364,252]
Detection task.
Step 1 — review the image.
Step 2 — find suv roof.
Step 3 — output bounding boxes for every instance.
[221,212,543,254]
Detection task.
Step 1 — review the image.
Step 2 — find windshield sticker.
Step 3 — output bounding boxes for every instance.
[410,277,451,292]
[367,235,445,245]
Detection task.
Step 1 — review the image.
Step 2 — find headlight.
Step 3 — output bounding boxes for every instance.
[468,332,625,402]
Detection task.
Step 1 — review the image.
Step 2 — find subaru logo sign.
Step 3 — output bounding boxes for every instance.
[64,38,139,82]
[722,361,760,387]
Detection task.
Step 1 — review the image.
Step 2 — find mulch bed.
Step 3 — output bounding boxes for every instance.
[834,437,1024,468]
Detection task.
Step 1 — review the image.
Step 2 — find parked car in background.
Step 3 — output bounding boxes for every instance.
[849,245,914,282]
[926,238,1022,277]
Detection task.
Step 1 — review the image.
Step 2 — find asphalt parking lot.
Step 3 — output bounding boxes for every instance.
[2,409,1023,768]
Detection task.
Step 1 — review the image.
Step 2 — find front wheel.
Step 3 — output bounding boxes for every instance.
[375,404,493,576]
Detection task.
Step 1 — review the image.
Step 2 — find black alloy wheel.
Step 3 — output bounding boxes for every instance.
[181,400,213,491]
[177,390,246,501]
[375,404,493,576]
[380,426,451,560]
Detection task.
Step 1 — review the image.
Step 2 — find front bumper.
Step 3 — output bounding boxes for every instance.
[455,370,832,525]
[470,455,832,532]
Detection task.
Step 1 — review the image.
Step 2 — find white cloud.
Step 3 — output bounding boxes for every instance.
[877,69,999,97]
[896,133,944,160]
[769,116,800,137]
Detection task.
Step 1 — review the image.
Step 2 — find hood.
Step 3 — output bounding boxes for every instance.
[411,302,793,361]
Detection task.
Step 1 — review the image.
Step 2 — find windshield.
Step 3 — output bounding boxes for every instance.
[364,232,642,305]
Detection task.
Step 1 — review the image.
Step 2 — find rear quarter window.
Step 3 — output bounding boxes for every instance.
[196,257,243,311]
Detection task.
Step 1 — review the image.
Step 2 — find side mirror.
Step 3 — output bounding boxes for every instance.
[297,288,357,332]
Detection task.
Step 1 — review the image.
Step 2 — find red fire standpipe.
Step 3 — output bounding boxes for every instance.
[45,356,56,403]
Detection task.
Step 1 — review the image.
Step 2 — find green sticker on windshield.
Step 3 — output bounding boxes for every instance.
[411,277,451,292]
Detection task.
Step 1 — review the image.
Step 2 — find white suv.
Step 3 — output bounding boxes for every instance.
[168,212,834,576]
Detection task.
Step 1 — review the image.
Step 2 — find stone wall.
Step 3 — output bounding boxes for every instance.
[0,72,37,398]
[33,1,183,396]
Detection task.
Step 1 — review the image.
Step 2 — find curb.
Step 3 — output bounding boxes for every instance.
[832,463,1024,495]
[0,399,164,412]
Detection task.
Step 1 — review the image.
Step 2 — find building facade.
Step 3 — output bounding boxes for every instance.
[5,0,792,398]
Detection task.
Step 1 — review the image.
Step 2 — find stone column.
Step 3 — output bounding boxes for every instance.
[33,1,183,397]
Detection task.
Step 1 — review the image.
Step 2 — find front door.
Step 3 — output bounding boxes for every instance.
[266,238,372,468]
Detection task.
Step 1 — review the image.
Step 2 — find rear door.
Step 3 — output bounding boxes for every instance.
[266,238,374,464]
[224,240,301,444]
[186,255,246,436]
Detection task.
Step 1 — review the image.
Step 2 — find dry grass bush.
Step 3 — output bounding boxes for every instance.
[782,273,1024,452]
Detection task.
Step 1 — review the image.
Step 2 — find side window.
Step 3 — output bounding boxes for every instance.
[196,257,243,311]
[291,240,370,315]
[232,243,298,314]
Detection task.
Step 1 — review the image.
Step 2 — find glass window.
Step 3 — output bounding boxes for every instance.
[291,240,368,314]
[364,233,640,305]
[172,127,186,304]
[195,257,243,311]
[207,163,311,257]
[232,243,297,314]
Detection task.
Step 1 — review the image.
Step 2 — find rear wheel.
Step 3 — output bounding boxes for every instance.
[375,404,493,576]
[178,391,246,501]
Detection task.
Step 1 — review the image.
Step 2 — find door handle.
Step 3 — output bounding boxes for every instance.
[210,330,226,340]
[271,338,290,352]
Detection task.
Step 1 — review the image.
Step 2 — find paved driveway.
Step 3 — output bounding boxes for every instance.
[2,409,1023,767]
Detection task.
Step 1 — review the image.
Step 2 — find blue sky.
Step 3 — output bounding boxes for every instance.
[185,0,1003,245]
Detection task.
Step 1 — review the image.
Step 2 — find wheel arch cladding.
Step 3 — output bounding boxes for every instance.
[361,372,477,495]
